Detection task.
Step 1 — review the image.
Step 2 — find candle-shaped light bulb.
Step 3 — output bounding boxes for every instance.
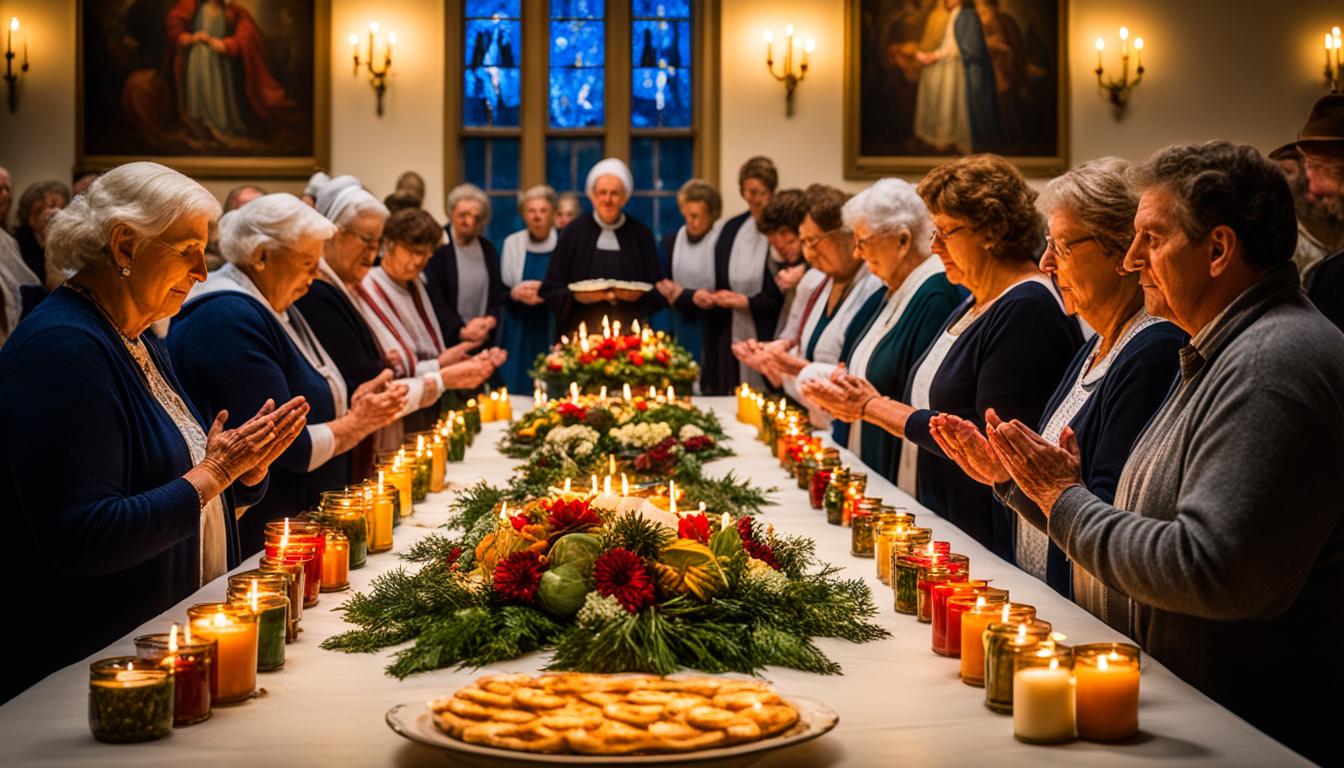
[785,23,794,37]
[805,38,816,53]
[1119,26,1129,41]
[763,29,774,43]
[369,21,379,33]
[621,473,629,497]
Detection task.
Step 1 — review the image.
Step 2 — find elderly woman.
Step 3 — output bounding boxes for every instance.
[15,179,71,286]
[0,163,307,702]
[169,194,408,553]
[655,179,724,366]
[700,156,784,394]
[424,183,505,348]
[804,154,1081,559]
[554,192,582,231]
[498,185,561,391]
[541,158,664,333]
[800,179,960,482]
[363,208,505,431]
[297,189,496,458]
[746,186,883,395]
[926,158,1184,596]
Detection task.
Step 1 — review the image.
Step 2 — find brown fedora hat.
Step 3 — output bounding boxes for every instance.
[1272,91,1344,157]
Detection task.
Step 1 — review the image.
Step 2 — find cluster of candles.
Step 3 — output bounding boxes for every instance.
[536,380,680,409]
[476,387,513,423]
[737,388,1143,745]
[88,392,507,743]
[563,315,655,354]
[546,464,719,531]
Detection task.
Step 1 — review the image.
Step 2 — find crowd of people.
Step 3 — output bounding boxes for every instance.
[1,93,1342,763]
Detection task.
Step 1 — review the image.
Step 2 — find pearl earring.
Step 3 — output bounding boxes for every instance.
[120,266,131,278]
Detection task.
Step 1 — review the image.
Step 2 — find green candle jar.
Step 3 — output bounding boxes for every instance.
[893,553,927,614]
[850,499,882,557]
[315,492,369,568]
[463,401,482,435]
[449,424,467,462]
[823,467,850,526]
[250,593,288,672]
[88,656,173,743]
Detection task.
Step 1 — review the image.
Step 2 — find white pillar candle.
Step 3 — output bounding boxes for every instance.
[1013,661,1075,743]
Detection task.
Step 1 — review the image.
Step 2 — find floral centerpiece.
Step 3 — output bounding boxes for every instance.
[323,486,888,678]
[530,321,699,392]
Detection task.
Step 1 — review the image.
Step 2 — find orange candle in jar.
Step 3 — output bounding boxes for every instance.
[959,596,1009,685]
[1074,643,1141,741]
[186,603,257,704]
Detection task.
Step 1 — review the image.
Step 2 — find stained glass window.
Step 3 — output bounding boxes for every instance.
[631,0,691,128]
[549,0,605,128]
[546,137,605,204]
[463,0,521,128]
[627,137,693,244]
[463,137,523,245]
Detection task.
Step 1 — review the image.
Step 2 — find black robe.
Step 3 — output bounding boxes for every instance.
[423,229,505,347]
[699,212,783,395]
[540,213,664,337]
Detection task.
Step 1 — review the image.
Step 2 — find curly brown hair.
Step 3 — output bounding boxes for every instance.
[916,154,1043,263]
[383,208,443,250]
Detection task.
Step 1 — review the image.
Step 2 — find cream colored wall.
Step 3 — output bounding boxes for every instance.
[0,0,1338,223]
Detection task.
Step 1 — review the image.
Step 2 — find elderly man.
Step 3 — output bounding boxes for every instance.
[988,141,1344,764]
[424,183,504,348]
[1290,92,1344,332]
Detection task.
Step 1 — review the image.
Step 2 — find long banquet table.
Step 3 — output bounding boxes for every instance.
[0,397,1309,767]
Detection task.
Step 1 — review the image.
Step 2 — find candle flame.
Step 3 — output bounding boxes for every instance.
[249,579,260,612]
[9,17,17,32]
[1109,650,1121,661]
[570,382,580,404]
[623,383,632,401]
[578,321,587,340]
[698,502,706,514]
[1016,623,1028,643]
[590,475,598,495]
[666,385,675,401]
[499,501,509,522]
[490,390,500,402]
[1001,603,1011,622]
[599,385,607,399]
[632,319,641,335]
[604,475,612,495]
[1098,654,1110,672]
[212,609,228,627]
[417,434,425,452]
[975,595,986,609]
[613,320,621,337]
[1050,632,1067,643]
[1048,658,1059,671]
[648,386,657,399]
[721,511,730,530]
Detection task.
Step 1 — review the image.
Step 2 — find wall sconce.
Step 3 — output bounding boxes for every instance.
[763,25,814,117]
[350,22,395,116]
[1094,27,1144,113]
[5,17,28,113]
[1325,27,1341,92]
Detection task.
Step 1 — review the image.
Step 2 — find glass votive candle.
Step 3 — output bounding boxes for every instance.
[1073,642,1141,741]
[916,553,968,623]
[850,502,880,557]
[228,574,299,645]
[822,467,850,525]
[247,592,288,672]
[263,543,319,607]
[944,586,1009,658]
[886,527,933,587]
[317,491,369,567]
[930,579,989,654]
[809,466,833,510]
[429,436,447,492]
[361,483,394,554]
[984,619,1054,714]
[1013,642,1076,744]
[134,631,212,726]
[88,656,173,743]
[840,475,869,526]
[892,553,927,615]
[186,603,258,704]
[376,460,413,513]
[954,593,1012,684]
[256,559,304,638]
[322,530,351,591]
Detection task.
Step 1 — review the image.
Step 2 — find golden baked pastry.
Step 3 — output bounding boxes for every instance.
[429,674,801,755]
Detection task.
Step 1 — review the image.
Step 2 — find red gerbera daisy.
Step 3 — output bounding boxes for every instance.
[546,498,601,531]
[678,513,712,544]
[592,548,656,613]
[493,550,544,603]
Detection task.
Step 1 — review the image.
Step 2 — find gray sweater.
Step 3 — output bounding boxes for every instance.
[1050,263,1344,763]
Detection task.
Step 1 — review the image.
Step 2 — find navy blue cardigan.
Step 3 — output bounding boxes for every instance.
[424,231,505,347]
[1006,320,1185,597]
[168,291,342,555]
[904,281,1082,560]
[700,213,783,395]
[0,288,263,703]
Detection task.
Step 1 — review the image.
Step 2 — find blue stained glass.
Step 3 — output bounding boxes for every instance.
[488,195,523,246]
[632,67,691,127]
[632,0,689,18]
[549,20,604,68]
[465,19,520,66]
[464,67,521,127]
[630,140,656,190]
[491,140,520,190]
[463,138,488,186]
[658,138,694,189]
[546,137,605,193]
[633,20,689,69]
[466,0,520,18]
[550,0,604,19]
[626,197,654,231]
[462,138,520,201]
[657,195,683,242]
[549,67,605,127]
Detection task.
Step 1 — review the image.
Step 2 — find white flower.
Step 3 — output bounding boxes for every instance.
[678,424,705,441]
[608,421,673,449]
[546,424,599,447]
[577,592,626,626]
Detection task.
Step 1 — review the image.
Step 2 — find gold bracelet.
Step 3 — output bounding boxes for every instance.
[859,395,879,421]
[186,476,207,510]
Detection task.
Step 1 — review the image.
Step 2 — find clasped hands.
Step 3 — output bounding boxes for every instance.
[797,365,880,422]
[928,409,1083,516]
[510,280,545,307]
[199,396,309,490]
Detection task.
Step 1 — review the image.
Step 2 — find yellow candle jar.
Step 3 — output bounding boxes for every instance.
[1074,642,1141,741]
[186,603,258,704]
[429,436,447,493]
[480,391,498,422]
[496,387,513,421]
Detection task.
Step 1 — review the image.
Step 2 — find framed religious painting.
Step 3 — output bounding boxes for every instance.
[76,0,330,178]
[844,0,1067,177]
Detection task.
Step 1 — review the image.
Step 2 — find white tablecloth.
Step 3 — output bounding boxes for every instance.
[0,397,1306,767]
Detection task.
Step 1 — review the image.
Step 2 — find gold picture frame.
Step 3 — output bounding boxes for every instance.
[844,0,1068,178]
[76,0,330,179]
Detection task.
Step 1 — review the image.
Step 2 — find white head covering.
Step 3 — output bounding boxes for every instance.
[323,186,389,228]
[314,175,362,217]
[585,158,634,197]
[303,172,331,199]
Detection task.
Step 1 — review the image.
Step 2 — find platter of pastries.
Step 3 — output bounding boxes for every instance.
[386,673,838,764]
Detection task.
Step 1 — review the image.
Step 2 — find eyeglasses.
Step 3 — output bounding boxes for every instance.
[929,224,966,245]
[343,228,382,250]
[800,228,849,251]
[148,237,205,263]
[1044,234,1097,260]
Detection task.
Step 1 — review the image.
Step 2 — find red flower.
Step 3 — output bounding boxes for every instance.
[548,360,564,371]
[598,346,618,361]
[557,402,588,421]
[493,550,544,603]
[655,350,670,364]
[627,352,646,366]
[736,516,780,570]
[681,435,714,453]
[593,548,657,613]
[634,436,678,473]
[634,400,649,412]
[678,513,711,544]
[578,353,595,365]
[737,515,756,541]
[445,546,464,570]
[509,514,530,531]
[625,334,641,347]
[545,498,601,531]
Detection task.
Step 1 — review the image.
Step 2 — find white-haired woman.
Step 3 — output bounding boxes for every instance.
[169,193,408,554]
[498,185,560,391]
[296,187,494,459]
[424,183,505,348]
[541,158,663,333]
[799,179,960,482]
[0,163,307,702]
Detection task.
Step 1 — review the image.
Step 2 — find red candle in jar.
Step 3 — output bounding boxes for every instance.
[931,580,989,655]
[134,626,213,726]
[809,468,832,510]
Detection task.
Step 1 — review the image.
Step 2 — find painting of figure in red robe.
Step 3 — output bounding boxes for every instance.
[79,0,326,176]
